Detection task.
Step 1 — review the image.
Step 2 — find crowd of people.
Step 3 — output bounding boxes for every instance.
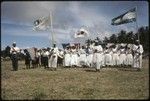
[9,39,143,72]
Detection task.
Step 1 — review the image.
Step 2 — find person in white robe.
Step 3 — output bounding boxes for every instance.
[78,46,87,67]
[104,46,112,66]
[111,45,120,66]
[70,45,78,67]
[64,46,71,67]
[86,45,93,67]
[93,42,103,71]
[132,40,144,71]
[125,44,133,67]
[119,45,126,67]
[48,44,59,70]
[36,49,42,67]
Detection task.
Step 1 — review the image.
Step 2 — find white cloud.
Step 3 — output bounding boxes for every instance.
[1,1,148,47]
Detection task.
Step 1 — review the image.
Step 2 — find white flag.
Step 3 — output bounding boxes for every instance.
[74,28,89,38]
[33,16,50,31]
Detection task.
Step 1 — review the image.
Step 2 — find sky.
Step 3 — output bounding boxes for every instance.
[1,1,149,50]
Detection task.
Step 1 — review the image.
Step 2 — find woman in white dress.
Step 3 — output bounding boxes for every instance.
[119,45,126,67]
[125,45,133,67]
[78,46,87,67]
[93,42,103,71]
[111,45,120,66]
[86,45,93,67]
[48,44,59,70]
[64,46,71,67]
[70,45,78,67]
[104,47,112,67]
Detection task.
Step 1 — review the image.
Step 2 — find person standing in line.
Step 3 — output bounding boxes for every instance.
[70,45,78,68]
[104,46,112,67]
[78,46,87,67]
[64,46,71,67]
[49,44,59,70]
[111,44,120,67]
[125,44,133,67]
[132,40,144,71]
[10,42,20,71]
[43,48,50,69]
[119,44,127,67]
[86,44,93,68]
[93,41,103,71]
[24,49,31,69]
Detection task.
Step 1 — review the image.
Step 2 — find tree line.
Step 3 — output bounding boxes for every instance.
[86,26,149,53]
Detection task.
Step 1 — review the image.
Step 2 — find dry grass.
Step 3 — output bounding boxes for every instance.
[1,59,149,100]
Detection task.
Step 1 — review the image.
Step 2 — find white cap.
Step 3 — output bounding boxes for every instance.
[13,42,16,44]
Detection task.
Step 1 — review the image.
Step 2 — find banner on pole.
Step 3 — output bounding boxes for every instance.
[33,16,50,31]
[111,8,136,25]
[74,28,89,38]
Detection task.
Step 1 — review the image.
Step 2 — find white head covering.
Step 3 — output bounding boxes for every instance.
[13,42,16,44]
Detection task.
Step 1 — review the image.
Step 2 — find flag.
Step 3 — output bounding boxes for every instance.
[111,8,136,25]
[74,28,89,38]
[33,16,50,31]
[62,43,70,49]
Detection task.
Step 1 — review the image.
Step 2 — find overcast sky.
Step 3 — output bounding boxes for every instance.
[1,1,149,49]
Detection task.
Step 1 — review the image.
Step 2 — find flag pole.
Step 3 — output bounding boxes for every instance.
[135,6,139,42]
[50,11,54,46]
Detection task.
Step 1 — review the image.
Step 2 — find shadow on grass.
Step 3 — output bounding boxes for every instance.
[117,68,140,72]
[84,69,97,72]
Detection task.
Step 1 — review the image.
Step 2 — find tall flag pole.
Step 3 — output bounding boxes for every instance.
[50,11,55,46]
[135,6,140,42]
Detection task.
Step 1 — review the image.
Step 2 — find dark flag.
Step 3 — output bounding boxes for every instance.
[62,43,70,49]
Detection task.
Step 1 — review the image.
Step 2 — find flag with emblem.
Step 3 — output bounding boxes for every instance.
[111,8,136,25]
[74,28,89,38]
[33,15,50,31]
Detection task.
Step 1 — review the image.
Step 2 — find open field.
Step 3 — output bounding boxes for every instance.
[1,58,149,100]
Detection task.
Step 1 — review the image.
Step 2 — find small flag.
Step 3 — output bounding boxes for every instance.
[111,8,136,25]
[62,43,70,49]
[33,16,50,31]
[74,28,89,38]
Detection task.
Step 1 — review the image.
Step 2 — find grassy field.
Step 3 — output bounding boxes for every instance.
[1,58,149,100]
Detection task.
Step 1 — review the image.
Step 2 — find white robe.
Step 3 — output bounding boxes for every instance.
[64,49,71,66]
[93,45,103,69]
[112,48,120,66]
[78,49,87,66]
[70,49,78,66]
[86,48,93,67]
[125,49,133,66]
[119,49,126,65]
[132,44,143,68]
[104,49,112,66]
[49,47,59,68]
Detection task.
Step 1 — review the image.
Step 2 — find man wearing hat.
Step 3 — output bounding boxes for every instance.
[132,40,144,71]
[10,42,20,71]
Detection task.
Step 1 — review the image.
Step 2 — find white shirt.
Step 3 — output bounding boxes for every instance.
[94,45,103,52]
[51,47,59,55]
[133,44,143,54]
[10,46,20,54]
